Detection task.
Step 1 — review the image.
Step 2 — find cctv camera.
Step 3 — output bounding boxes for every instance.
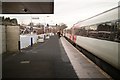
[22,8,28,12]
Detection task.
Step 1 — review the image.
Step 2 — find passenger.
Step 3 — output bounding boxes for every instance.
[57,31,61,38]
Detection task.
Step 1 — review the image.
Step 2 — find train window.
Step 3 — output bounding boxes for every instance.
[74,28,80,35]
[76,21,119,43]
[114,21,120,42]
[84,26,90,37]
[76,27,86,36]
[88,25,98,38]
[98,22,113,31]
[78,27,82,36]
[78,28,82,36]
[89,25,97,31]
[85,26,90,30]
[97,22,114,41]
[81,27,87,36]
[74,21,120,43]
[106,22,114,31]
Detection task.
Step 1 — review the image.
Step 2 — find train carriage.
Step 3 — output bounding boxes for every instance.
[64,6,120,71]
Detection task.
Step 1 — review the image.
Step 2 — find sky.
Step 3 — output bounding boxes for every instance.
[1,0,120,28]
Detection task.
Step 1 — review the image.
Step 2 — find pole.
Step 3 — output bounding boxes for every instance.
[18,41,20,50]
[31,37,33,47]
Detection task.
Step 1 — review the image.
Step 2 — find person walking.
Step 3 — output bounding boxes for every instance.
[57,31,61,38]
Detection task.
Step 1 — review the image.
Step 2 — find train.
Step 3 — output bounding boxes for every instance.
[64,6,120,72]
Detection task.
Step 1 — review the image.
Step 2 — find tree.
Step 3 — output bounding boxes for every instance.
[4,17,11,25]
[0,16,3,25]
[10,18,18,25]
[2,17,18,26]
[60,23,67,30]
[57,23,68,31]
[55,23,68,34]
[28,22,34,27]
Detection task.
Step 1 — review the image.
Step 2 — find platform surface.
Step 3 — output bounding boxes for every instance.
[2,35,111,79]
[3,35,78,79]
[60,37,111,79]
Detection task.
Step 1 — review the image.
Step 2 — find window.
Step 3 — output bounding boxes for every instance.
[74,28,80,35]
[73,20,119,43]
[97,22,114,41]
[78,27,87,36]
[97,22,113,31]
[114,20,120,42]
[88,25,98,38]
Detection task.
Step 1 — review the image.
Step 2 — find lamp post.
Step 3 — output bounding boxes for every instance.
[30,17,39,46]
[31,17,39,34]
[43,16,49,39]
[44,16,49,33]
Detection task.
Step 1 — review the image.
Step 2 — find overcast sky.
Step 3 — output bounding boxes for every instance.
[2,0,120,28]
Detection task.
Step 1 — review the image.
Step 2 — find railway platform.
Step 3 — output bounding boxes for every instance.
[61,37,111,79]
[2,35,110,79]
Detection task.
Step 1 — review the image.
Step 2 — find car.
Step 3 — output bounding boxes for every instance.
[37,34,44,42]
